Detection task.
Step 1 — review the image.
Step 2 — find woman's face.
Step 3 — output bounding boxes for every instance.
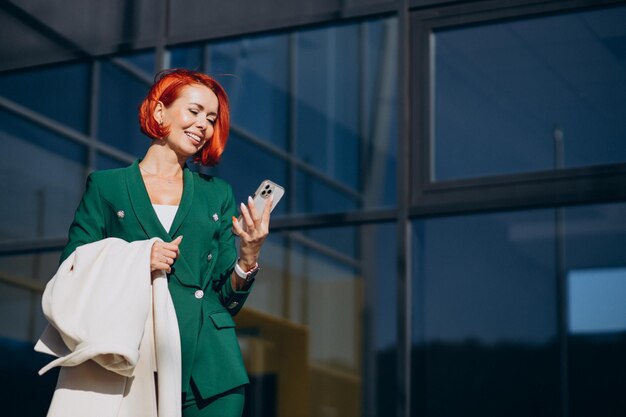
[158,84,219,156]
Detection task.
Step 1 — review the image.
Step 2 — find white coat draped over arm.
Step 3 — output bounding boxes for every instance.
[35,237,181,417]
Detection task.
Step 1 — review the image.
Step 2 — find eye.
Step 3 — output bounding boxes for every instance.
[208,118,216,125]
[189,108,199,115]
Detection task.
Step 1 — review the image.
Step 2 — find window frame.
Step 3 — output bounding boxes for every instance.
[410,0,626,217]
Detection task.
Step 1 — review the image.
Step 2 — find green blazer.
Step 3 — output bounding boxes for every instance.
[60,159,253,400]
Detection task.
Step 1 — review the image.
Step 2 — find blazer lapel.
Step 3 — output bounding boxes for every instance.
[124,159,198,288]
[125,160,171,241]
[168,165,194,238]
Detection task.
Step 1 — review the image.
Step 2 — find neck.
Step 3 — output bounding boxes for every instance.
[140,143,186,177]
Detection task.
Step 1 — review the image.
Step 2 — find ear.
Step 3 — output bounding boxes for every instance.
[153,101,165,126]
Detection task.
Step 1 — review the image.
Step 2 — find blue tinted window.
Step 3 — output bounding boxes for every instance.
[211,34,289,150]
[412,210,559,416]
[568,268,626,334]
[98,60,151,157]
[1,110,86,240]
[97,153,131,170]
[296,25,359,189]
[211,130,287,216]
[0,62,90,133]
[169,45,203,70]
[433,5,626,180]
[564,202,626,417]
[117,50,155,75]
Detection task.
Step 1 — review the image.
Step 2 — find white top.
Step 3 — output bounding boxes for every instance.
[152,204,179,233]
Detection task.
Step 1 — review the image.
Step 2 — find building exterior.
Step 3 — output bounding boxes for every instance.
[0,1,625,416]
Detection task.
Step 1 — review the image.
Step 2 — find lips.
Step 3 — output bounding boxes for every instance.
[185,131,202,144]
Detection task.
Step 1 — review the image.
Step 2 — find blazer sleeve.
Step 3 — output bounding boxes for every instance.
[60,173,106,264]
[212,182,253,316]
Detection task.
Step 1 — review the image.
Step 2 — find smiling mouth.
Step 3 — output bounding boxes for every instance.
[185,131,202,144]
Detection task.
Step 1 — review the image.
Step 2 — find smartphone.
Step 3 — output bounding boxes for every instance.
[239,179,285,222]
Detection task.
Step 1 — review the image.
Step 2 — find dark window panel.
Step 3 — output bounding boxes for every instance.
[0,62,90,133]
[412,210,560,417]
[432,5,626,181]
[564,202,626,417]
[98,60,151,158]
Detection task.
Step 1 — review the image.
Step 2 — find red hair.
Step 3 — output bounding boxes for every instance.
[139,68,230,166]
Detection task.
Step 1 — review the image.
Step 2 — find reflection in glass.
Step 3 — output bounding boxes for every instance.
[212,131,288,217]
[235,223,395,417]
[96,153,131,171]
[568,268,626,334]
[117,50,156,75]
[412,210,559,416]
[432,5,626,181]
[0,260,58,416]
[0,283,38,342]
[295,18,398,212]
[204,17,397,215]
[0,62,90,134]
[211,34,290,151]
[169,45,203,72]
[564,203,626,417]
[98,60,152,157]
[1,116,86,241]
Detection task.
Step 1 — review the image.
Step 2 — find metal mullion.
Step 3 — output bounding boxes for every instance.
[397,1,412,417]
[282,31,298,320]
[155,0,169,73]
[555,124,569,417]
[202,44,212,73]
[87,60,100,173]
[358,20,377,417]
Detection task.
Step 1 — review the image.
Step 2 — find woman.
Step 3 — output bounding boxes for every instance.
[60,68,270,417]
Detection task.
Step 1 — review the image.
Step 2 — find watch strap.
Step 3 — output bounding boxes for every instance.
[235,259,260,281]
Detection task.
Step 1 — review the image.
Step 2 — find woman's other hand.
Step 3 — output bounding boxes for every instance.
[150,235,183,278]
[232,196,272,270]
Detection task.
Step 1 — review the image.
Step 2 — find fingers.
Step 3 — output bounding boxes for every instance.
[247,196,261,224]
[150,236,183,274]
[163,235,183,252]
[232,216,246,238]
[160,248,178,260]
[239,202,255,231]
[261,195,272,227]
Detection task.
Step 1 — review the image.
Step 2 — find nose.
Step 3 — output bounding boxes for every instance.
[196,115,208,130]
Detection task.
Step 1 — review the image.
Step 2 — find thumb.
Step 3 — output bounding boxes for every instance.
[173,235,183,245]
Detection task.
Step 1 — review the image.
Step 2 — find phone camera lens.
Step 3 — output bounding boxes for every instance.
[267,189,272,194]
[265,184,271,189]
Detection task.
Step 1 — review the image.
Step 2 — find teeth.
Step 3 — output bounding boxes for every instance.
[186,132,201,143]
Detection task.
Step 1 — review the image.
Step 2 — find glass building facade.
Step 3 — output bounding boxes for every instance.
[0,1,625,416]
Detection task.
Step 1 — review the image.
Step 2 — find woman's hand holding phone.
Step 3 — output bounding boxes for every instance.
[231,180,284,277]
[232,195,272,271]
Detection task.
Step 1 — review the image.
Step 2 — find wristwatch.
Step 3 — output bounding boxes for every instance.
[234,259,260,282]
